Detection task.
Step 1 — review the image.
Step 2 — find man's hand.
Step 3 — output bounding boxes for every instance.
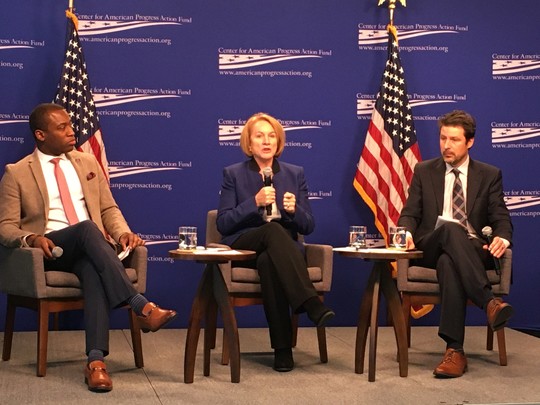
[483,236,507,259]
[28,234,56,260]
[405,233,416,250]
[119,232,145,251]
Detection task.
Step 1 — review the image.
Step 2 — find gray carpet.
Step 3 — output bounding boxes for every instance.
[0,327,539,404]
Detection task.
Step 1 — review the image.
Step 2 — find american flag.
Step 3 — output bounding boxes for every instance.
[54,14,109,180]
[353,26,420,243]
[353,27,430,319]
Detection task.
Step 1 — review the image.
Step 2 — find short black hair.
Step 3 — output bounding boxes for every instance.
[29,103,65,136]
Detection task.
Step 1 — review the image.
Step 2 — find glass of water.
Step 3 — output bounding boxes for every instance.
[388,226,407,250]
[178,226,197,250]
[349,226,367,249]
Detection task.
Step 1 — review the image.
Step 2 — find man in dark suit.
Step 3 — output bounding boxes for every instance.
[0,103,177,392]
[398,110,513,378]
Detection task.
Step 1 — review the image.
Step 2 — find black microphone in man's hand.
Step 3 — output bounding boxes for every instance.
[481,226,500,275]
[52,246,63,259]
[262,167,273,215]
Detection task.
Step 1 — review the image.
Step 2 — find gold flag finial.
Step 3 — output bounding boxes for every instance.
[378,0,406,26]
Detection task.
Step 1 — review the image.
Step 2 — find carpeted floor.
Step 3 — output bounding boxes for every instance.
[0,327,539,405]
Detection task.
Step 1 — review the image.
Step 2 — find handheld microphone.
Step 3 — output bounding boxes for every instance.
[481,226,500,275]
[52,246,63,259]
[262,167,273,215]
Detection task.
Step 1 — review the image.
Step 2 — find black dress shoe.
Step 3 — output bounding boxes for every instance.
[304,297,335,327]
[273,348,294,372]
[307,306,335,327]
[315,309,335,327]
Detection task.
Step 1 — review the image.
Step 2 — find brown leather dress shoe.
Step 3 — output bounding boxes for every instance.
[486,298,513,331]
[433,348,467,378]
[137,302,177,333]
[84,360,112,392]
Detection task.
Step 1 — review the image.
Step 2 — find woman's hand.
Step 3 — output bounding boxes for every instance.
[255,186,276,207]
[283,192,296,214]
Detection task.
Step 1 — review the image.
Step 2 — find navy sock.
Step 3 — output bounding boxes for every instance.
[128,294,149,316]
[88,349,104,364]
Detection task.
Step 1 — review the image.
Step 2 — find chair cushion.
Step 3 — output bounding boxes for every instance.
[45,268,138,288]
[407,266,501,286]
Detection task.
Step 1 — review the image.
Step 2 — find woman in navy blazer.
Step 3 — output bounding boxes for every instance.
[217,113,334,372]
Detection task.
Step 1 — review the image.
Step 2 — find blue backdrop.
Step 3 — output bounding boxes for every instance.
[1,1,539,333]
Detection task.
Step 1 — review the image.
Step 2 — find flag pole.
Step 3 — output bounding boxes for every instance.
[377,0,406,27]
[66,0,78,30]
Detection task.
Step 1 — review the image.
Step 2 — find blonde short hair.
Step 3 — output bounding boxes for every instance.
[239,112,286,158]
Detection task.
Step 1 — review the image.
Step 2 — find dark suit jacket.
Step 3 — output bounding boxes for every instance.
[398,157,512,246]
[0,149,131,248]
[217,158,314,246]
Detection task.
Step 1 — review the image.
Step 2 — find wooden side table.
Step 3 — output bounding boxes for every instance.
[334,247,423,382]
[169,249,256,383]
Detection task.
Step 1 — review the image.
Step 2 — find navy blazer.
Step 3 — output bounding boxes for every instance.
[217,158,315,246]
[398,157,512,246]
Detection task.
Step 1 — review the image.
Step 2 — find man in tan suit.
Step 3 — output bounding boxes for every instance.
[0,103,176,392]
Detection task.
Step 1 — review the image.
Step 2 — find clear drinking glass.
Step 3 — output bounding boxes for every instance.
[349,226,367,249]
[388,226,407,250]
[178,226,197,250]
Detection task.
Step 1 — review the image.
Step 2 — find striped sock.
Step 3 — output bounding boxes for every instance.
[128,294,149,316]
[88,349,104,364]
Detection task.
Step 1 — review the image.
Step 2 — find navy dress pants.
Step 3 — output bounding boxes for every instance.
[44,220,138,355]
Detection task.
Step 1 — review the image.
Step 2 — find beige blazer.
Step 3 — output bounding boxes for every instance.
[0,149,130,248]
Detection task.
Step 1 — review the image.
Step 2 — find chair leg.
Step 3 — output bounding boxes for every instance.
[128,308,144,368]
[401,295,412,348]
[37,301,50,377]
[2,295,16,361]
[317,326,328,363]
[496,328,507,366]
[486,324,494,351]
[291,313,299,348]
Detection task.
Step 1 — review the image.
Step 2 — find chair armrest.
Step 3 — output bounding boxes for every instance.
[396,258,410,291]
[305,243,333,291]
[0,245,48,298]
[123,245,147,294]
[498,248,512,295]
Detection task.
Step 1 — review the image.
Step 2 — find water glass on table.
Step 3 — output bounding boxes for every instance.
[349,226,367,250]
[178,226,197,250]
[388,226,407,250]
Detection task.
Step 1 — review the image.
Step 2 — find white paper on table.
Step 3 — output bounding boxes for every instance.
[333,246,410,254]
[187,247,245,255]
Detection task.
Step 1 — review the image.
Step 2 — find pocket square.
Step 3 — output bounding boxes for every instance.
[86,172,96,180]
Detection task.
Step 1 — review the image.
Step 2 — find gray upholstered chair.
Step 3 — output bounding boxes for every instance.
[0,244,147,376]
[396,249,512,365]
[206,210,333,364]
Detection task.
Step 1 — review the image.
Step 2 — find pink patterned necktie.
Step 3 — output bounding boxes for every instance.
[50,158,79,225]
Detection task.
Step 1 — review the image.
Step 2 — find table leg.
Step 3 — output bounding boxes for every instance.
[184,265,214,384]
[211,264,241,383]
[355,264,380,377]
[379,263,408,377]
[204,295,218,377]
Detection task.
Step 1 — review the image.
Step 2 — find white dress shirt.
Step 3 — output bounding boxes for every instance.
[36,149,90,233]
